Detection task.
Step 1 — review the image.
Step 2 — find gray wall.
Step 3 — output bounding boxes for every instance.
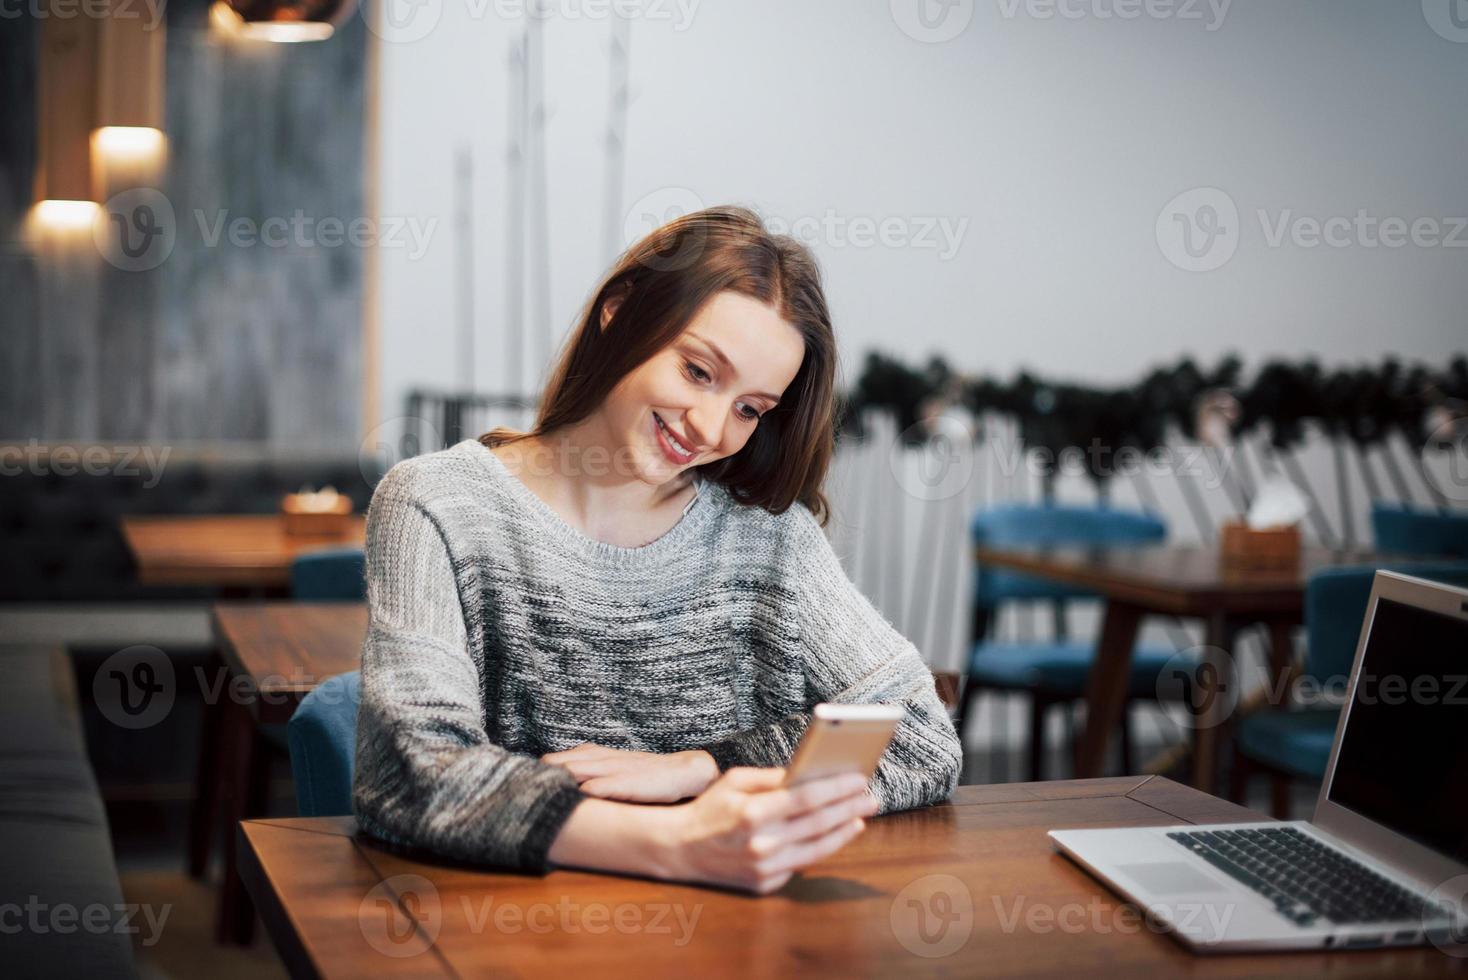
[371,0,1468,423]
[0,0,367,450]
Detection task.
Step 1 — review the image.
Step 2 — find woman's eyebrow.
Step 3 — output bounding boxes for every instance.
[686,334,782,404]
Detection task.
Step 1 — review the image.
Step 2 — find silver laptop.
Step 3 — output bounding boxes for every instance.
[1049,570,1468,952]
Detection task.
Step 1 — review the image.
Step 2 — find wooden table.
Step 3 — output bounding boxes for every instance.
[970,545,1385,791]
[239,775,1465,978]
[213,602,369,725]
[200,602,368,943]
[121,514,366,590]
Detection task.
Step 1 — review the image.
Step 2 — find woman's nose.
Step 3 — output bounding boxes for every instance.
[684,403,720,453]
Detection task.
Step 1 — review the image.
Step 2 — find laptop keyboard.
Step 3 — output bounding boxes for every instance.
[1166,827,1429,928]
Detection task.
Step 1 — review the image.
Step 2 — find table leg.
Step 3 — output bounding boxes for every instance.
[1074,600,1144,779]
[187,653,226,880]
[1191,612,1235,793]
[215,694,267,945]
[1266,617,1299,817]
[1265,618,1298,704]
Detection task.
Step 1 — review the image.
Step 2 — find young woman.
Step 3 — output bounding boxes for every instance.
[354,206,962,895]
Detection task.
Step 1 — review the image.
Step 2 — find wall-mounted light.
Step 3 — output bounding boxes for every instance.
[94,0,168,193]
[33,13,100,226]
[210,0,358,43]
[33,0,168,229]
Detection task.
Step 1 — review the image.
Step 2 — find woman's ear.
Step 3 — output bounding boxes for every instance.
[599,287,628,332]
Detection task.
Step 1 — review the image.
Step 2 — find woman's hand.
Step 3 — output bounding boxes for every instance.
[541,743,720,803]
[659,767,878,895]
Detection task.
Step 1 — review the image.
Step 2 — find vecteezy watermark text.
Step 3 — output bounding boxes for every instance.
[1158,187,1468,272]
[0,440,170,488]
[0,0,166,31]
[992,894,1236,940]
[193,210,437,261]
[0,897,170,948]
[995,0,1231,31]
[357,874,702,958]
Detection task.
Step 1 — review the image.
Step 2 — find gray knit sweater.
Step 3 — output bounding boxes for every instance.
[353,438,962,872]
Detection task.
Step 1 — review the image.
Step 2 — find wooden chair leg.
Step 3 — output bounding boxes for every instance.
[993,692,1010,784]
[954,675,982,750]
[1118,702,1135,776]
[187,681,225,880]
[1028,696,1048,783]
[1229,751,1251,805]
[1270,774,1292,820]
[216,697,269,945]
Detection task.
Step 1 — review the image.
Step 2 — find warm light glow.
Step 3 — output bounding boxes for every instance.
[239,21,335,41]
[209,1,336,41]
[93,127,167,162]
[209,0,244,31]
[32,200,100,230]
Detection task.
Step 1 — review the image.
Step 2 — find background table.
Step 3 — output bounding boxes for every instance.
[969,545,1386,791]
[121,514,366,590]
[239,775,1465,978]
[200,602,367,942]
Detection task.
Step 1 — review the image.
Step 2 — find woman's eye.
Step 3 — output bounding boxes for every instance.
[684,362,711,383]
[738,405,761,422]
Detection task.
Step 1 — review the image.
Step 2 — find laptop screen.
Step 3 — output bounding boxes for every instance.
[1326,596,1468,863]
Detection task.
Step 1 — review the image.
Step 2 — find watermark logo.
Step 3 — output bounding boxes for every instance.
[1156,187,1239,273]
[92,645,175,731]
[358,415,445,486]
[1156,645,1238,730]
[890,0,974,43]
[1425,873,1468,957]
[1421,414,1468,505]
[96,187,176,272]
[361,0,443,43]
[891,873,974,957]
[623,186,708,271]
[359,874,443,957]
[1422,0,1468,42]
[890,415,976,501]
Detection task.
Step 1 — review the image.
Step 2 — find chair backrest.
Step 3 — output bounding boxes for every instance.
[970,502,1167,606]
[287,671,361,817]
[1304,561,1468,684]
[290,548,367,601]
[1370,502,1468,558]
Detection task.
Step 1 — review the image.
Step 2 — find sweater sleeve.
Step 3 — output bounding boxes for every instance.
[696,506,963,814]
[352,466,586,872]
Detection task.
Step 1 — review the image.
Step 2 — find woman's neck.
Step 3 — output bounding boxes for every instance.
[496,419,696,537]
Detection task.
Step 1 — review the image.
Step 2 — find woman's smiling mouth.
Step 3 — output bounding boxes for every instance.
[653,412,697,462]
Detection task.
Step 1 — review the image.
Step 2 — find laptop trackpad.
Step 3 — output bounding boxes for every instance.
[1117,862,1229,894]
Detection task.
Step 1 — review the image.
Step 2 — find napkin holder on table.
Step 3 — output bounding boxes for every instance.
[281,487,353,537]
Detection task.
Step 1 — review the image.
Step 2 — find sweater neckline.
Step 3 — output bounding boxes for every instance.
[462,438,721,566]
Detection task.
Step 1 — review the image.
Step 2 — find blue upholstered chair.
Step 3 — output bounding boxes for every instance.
[1370,502,1468,558]
[956,502,1174,781]
[287,671,362,817]
[1232,561,1468,818]
[289,547,367,601]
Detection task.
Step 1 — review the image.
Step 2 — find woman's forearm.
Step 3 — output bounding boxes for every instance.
[546,796,683,879]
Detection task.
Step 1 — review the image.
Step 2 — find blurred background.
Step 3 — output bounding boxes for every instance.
[2,0,1467,975]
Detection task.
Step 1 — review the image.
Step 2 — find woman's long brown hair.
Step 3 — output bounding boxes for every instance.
[480,205,837,525]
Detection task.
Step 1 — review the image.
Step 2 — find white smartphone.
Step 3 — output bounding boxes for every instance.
[782,703,904,788]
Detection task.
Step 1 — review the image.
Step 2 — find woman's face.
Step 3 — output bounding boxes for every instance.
[601,290,807,486]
